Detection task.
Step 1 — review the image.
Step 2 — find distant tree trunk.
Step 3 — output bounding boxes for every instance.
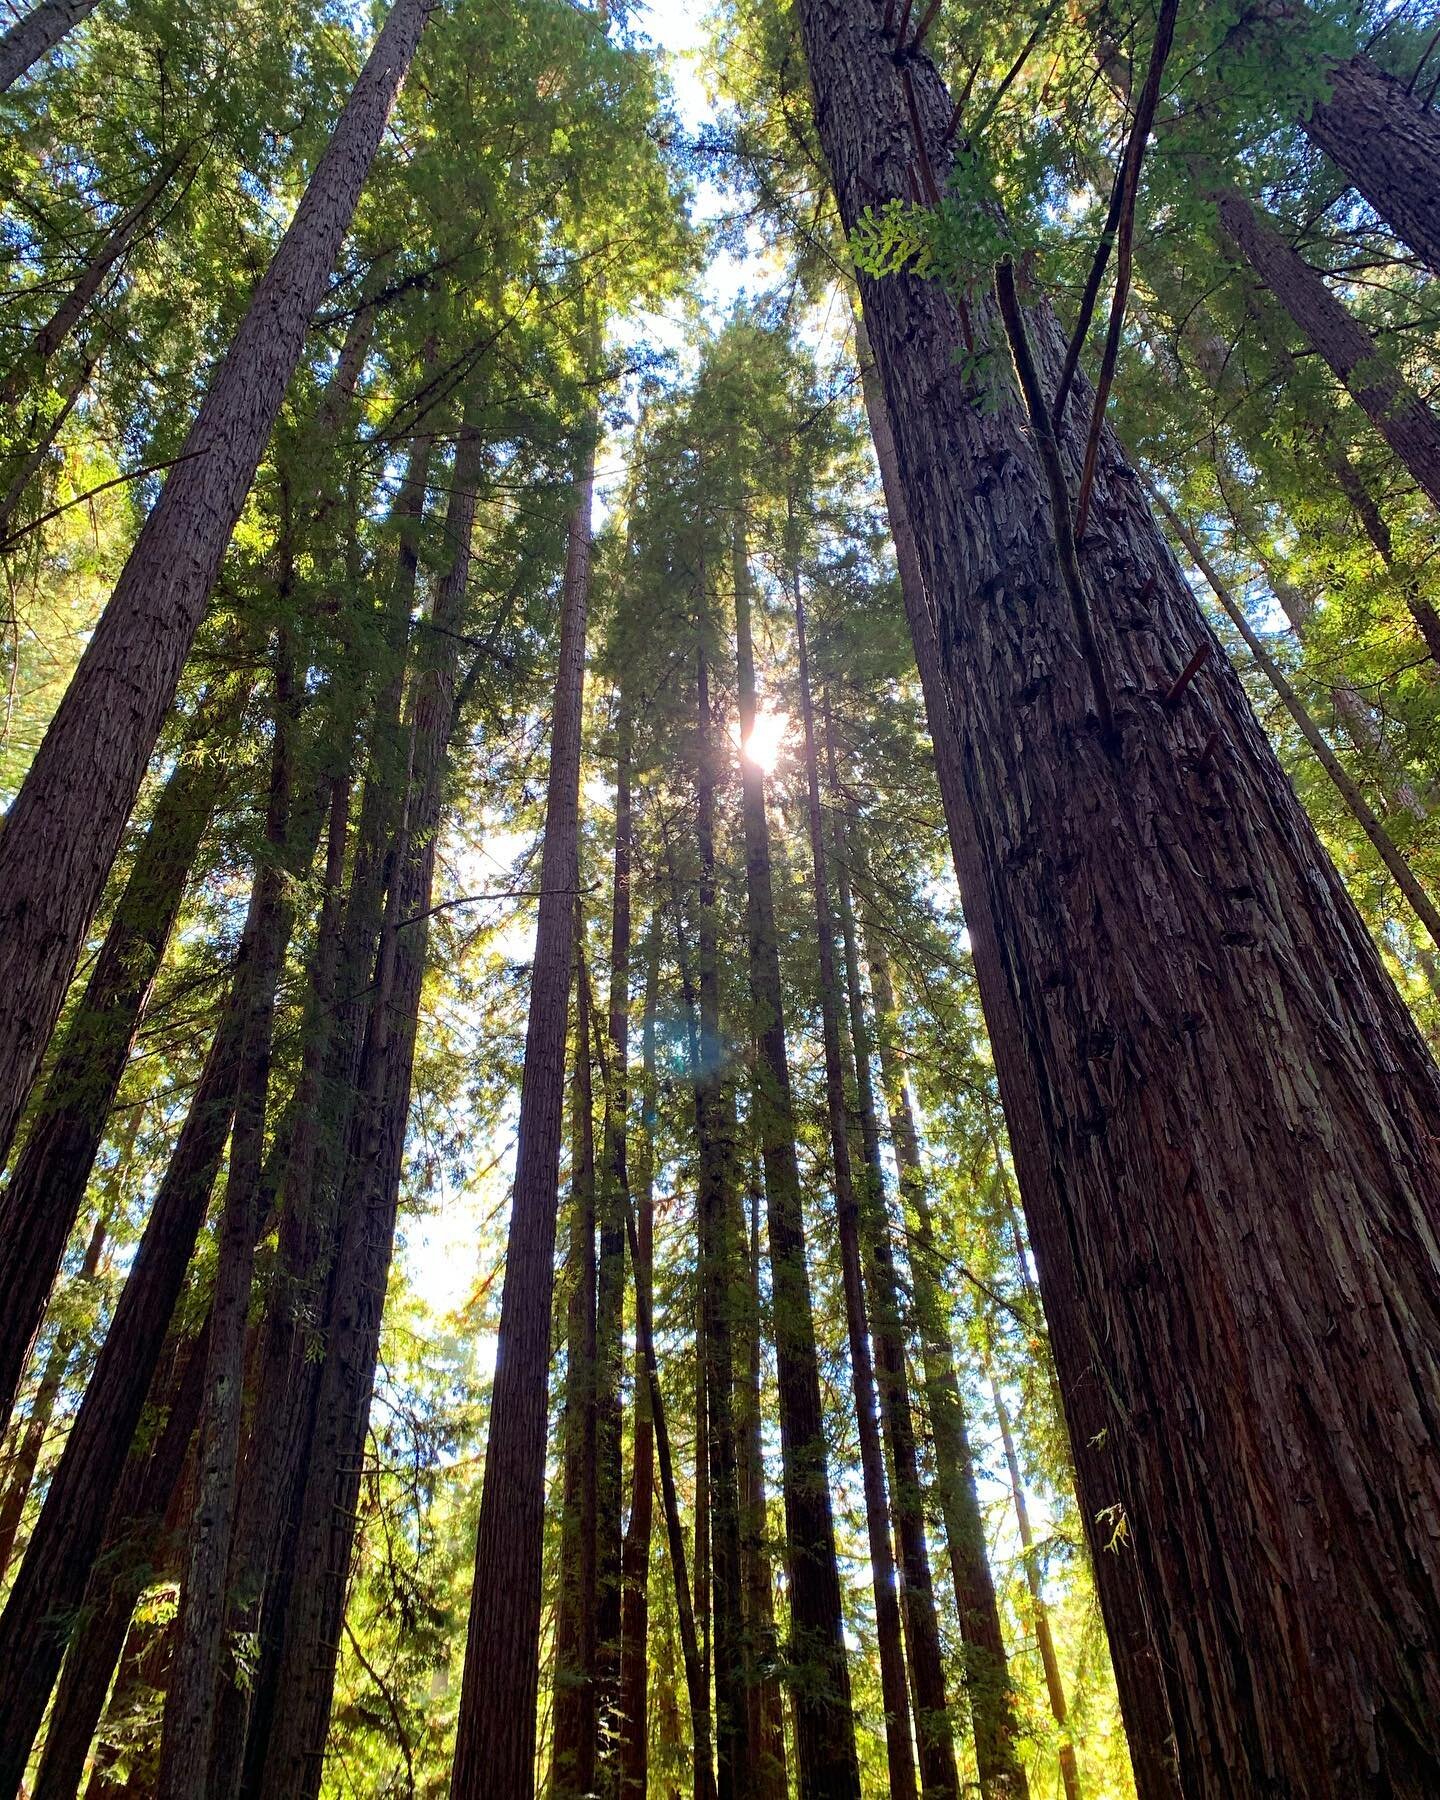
[737,1173,788,1800]
[731,511,859,1800]
[801,6,1440,1791]
[0,683,233,1432]
[1304,53,1440,278]
[251,419,482,1800]
[0,1215,106,1577]
[692,630,747,1799]
[694,1300,711,1715]
[623,1192,718,1800]
[452,422,595,1800]
[822,705,960,1800]
[0,0,100,92]
[85,1600,179,1800]
[594,696,633,1784]
[791,580,916,1800]
[986,1362,1083,1800]
[857,920,1028,1799]
[553,942,600,1800]
[0,0,435,1172]
[0,151,184,406]
[156,642,296,1800]
[850,293,1178,1800]
[1212,187,1440,602]
[617,912,661,1800]
[30,1320,209,1800]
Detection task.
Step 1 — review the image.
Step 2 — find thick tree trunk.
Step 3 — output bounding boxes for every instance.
[156,646,296,1800]
[1305,53,1440,278]
[251,422,481,1800]
[1213,186,1440,597]
[0,686,232,1431]
[452,426,594,1800]
[0,0,99,92]
[732,514,859,1800]
[801,6,1440,1791]
[692,633,747,1799]
[823,710,960,1800]
[553,946,600,1800]
[737,1175,788,1800]
[987,1365,1083,1800]
[0,152,183,406]
[791,582,917,1800]
[0,1216,106,1577]
[852,286,1178,1800]
[617,913,660,1800]
[0,0,434,1172]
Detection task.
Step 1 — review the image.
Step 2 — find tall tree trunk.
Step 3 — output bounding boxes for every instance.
[0,0,99,92]
[617,912,660,1800]
[0,151,184,406]
[250,419,482,1800]
[791,579,917,1800]
[731,511,859,1800]
[0,1215,106,1577]
[857,921,1029,1798]
[737,1172,788,1800]
[800,7,1440,1791]
[1212,186,1440,613]
[0,0,435,1172]
[622,1194,717,1800]
[452,422,595,1800]
[156,642,296,1800]
[0,684,233,1431]
[692,631,747,1799]
[553,942,600,1800]
[851,286,1179,1800]
[1304,52,1440,278]
[986,1362,1083,1800]
[822,706,961,1800]
[594,696,633,1787]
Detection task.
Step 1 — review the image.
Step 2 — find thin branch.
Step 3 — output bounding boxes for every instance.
[1073,0,1180,538]
[0,450,205,553]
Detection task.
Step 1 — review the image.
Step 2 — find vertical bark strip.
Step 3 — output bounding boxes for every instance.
[732,512,859,1800]
[0,0,435,1172]
[452,425,595,1800]
[800,6,1440,1791]
[791,581,917,1800]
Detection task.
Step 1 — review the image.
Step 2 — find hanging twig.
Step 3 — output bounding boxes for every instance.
[1073,0,1181,538]
[966,3,1062,147]
[995,258,1117,745]
[0,449,205,554]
